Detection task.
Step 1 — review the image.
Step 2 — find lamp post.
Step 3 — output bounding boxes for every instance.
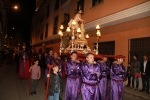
[96,25,101,55]
[58,25,64,55]
[14,6,18,9]
[3,5,18,10]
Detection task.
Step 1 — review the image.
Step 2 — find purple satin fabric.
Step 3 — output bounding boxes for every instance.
[65,60,81,100]
[81,63,101,100]
[98,62,110,100]
[45,56,53,83]
[110,63,127,100]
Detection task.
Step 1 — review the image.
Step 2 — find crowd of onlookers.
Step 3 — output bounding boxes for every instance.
[126,54,150,94]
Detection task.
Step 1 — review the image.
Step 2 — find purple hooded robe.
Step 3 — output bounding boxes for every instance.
[98,62,110,100]
[65,60,81,100]
[81,62,101,100]
[110,62,127,100]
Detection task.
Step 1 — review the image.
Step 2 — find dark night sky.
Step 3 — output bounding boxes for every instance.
[8,0,36,45]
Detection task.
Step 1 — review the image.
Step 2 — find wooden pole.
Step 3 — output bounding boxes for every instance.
[28,71,32,95]
[45,65,53,100]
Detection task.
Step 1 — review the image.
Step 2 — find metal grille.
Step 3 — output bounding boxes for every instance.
[129,37,150,63]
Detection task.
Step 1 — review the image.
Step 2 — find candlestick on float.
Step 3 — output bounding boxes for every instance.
[58,25,64,55]
[96,25,101,55]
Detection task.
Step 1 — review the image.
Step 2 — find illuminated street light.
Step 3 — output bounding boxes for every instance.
[12,27,15,29]
[14,6,18,9]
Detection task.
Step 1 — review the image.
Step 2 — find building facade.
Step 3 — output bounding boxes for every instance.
[31,0,70,54]
[0,0,10,51]
[31,0,150,66]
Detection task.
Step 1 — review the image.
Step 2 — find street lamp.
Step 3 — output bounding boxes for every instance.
[3,5,18,10]
[95,25,101,55]
[14,6,18,9]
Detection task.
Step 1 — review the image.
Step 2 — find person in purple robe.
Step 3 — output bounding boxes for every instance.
[110,57,127,100]
[98,56,110,100]
[52,52,62,76]
[45,50,53,87]
[18,50,29,79]
[65,52,81,100]
[81,53,101,100]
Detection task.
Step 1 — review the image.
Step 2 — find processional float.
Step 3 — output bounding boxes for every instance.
[45,8,125,100]
[57,9,125,59]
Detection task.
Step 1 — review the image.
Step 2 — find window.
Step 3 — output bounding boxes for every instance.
[53,16,58,35]
[40,15,45,23]
[92,0,103,7]
[55,0,59,10]
[40,34,43,40]
[94,41,115,55]
[129,37,150,63]
[64,13,70,22]
[46,5,50,18]
[45,23,48,38]
[61,13,70,32]
[77,0,84,11]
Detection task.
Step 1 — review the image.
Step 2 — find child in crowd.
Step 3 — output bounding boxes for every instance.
[29,59,41,95]
[47,63,63,100]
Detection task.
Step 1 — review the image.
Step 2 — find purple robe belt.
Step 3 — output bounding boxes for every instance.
[68,76,79,79]
[112,79,123,82]
[83,82,98,87]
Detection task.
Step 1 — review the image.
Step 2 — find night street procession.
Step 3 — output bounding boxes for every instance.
[0,0,150,100]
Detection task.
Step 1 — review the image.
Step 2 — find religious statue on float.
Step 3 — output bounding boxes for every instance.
[68,9,85,40]
[65,7,91,54]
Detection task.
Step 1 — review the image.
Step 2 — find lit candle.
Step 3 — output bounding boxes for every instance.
[96,25,100,30]
[77,28,81,33]
[96,30,101,36]
[78,34,81,38]
[66,27,71,32]
[60,25,64,29]
[58,30,63,36]
[85,34,89,38]
[72,20,76,25]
